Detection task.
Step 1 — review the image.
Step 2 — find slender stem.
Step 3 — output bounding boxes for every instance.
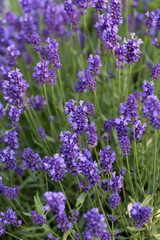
[95,186,111,232]
[71,24,76,81]
[94,91,105,120]
[43,84,51,116]
[43,224,60,238]
[118,69,121,97]
[51,86,62,129]
[152,129,157,206]
[6,231,20,239]
[126,156,136,200]
[133,127,143,190]
[8,199,28,225]
[59,182,82,240]
[58,69,66,104]
[125,65,132,102]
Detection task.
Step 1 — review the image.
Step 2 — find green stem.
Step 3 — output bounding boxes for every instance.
[125,65,132,102]
[152,129,157,206]
[94,91,105,120]
[58,69,66,105]
[95,186,111,232]
[126,156,136,200]
[133,127,143,190]
[6,231,20,240]
[59,182,82,240]
[43,84,51,116]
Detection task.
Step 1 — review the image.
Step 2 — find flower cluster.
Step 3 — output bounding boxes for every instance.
[74,54,102,92]
[30,211,45,225]
[44,191,72,232]
[0,209,22,235]
[83,208,111,240]
[99,145,116,175]
[123,33,143,65]
[2,68,29,107]
[130,202,152,228]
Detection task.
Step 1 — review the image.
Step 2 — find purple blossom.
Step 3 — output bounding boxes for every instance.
[123,33,143,65]
[130,202,152,228]
[46,154,66,182]
[86,122,98,150]
[46,37,62,70]
[78,153,100,186]
[4,130,19,150]
[85,101,95,116]
[44,191,72,232]
[60,131,80,175]
[109,193,120,209]
[23,147,41,171]
[33,60,49,84]
[38,127,46,142]
[99,145,116,175]
[74,71,88,92]
[109,172,123,192]
[29,95,47,111]
[83,208,110,240]
[31,32,41,52]
[0,147,16,170]
[75,0,91,10]
[87,54,102,77]
[18,0,32,14]
[48,115,55,122]
[142,95,160,130]
[141,80,154,103]
[114,45,126,69]
[0,223,5,235]
[8,106,22,125]
[114,116,128,141]
[6,44,20,67]
[48,69,56,86]
[130,120,146,141]
[151,63,160,80]
[97,14,121,50]
[0,209,22,226]
[134,11,144,31]
[66,100,88,134]
[109,0,123,26]
[103,119,114,133]
[120,135,131,156]
[64,0,79,31]
[132,0,140,8]
[0,102,5,120]
[119,92,140,123]
[64,99,76,114]
[3,186,20,200]
[3,69,29,107]
[30,211,45,225]
[91,0,107,12]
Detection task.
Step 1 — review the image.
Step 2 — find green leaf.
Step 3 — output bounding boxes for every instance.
[128,196,136,203]
[46,135,55,143]
[76,192,87,207]
[63,231,70,240]
[142,195,153,207]
[127,226,145,232]
[34,193,45,216]
[23,212,31,217]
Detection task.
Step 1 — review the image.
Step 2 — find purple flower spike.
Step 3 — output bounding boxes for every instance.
[83,208,111,240]
[151,63,160,80]
[99,145,116,175]
[38,127,46,142]
[130,202,152,228]
[30,211,45,225]
[123,33,143,65]
[109,193,120,209]
[33,60,49,84]
[46,37,62,70]
[91,0,108,12]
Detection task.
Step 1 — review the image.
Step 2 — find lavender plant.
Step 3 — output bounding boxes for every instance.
[0,0,160,239]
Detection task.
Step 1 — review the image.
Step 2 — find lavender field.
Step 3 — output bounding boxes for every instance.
[0,0,160,239]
